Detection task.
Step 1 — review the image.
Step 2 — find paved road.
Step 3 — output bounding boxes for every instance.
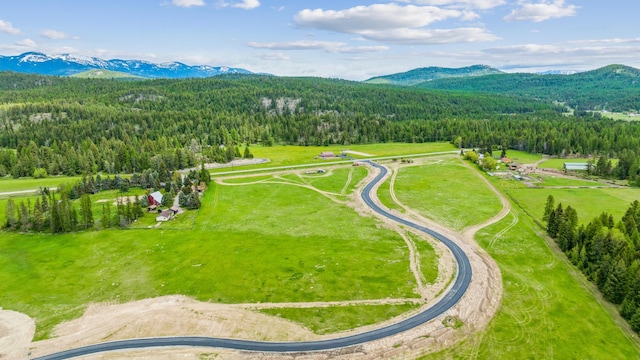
[35,161,472,360]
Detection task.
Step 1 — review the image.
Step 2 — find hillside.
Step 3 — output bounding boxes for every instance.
[71,69,143,79]
[416,64,640,112]
[364,65,503,86]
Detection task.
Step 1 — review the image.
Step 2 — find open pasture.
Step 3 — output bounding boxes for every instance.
[429,207,640,359]
[391,159,502,231]
[0,161,431,341]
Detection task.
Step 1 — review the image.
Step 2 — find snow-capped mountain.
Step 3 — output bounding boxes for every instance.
[0,52,252,78]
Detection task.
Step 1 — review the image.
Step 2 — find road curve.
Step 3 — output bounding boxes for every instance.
[35,161,472,360]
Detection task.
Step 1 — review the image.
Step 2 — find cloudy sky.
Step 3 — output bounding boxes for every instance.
[0,0,638,80]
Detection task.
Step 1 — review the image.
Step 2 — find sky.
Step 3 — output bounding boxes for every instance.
[0,0,639,80]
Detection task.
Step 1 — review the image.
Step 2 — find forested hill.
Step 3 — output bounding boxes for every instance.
[416,65,640,112]
[2,71,640,179]
[364,65,503,86]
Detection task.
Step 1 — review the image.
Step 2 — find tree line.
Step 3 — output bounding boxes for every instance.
[544,197,640,332]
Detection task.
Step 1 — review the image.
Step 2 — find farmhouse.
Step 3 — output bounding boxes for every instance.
[156,209,174,222]
[564,162,590,171]
[148,191,163,206]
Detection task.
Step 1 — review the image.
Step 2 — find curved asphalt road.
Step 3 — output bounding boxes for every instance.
[35,161,472,360]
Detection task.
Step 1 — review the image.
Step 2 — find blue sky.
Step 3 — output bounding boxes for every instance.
[0,0,638,80]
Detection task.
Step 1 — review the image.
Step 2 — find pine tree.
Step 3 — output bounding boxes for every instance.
[543,195,555,222]
[4,198,16,230]
[80,194,94,229]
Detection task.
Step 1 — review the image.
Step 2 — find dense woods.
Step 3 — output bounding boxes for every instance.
[2,72,640,180]
[418,65,640,112]
[544,198,640,333]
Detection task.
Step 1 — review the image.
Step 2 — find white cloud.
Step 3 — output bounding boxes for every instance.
[248,40,388,54]
[360,27,499,44]
[399,0,506,10]
[233,0,260,10]
[15,38,36,48]
[295,4,465,33]
[293,4,497,46]
[172,0,205,8]
[0,20,20,35]
[505,0,578,22]
[41,29,69,40]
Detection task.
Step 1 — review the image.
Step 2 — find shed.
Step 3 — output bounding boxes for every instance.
[319,151,335,159]
[564,162,590,171]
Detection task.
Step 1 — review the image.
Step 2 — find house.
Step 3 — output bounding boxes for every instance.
[156,209,174,222]
[148,191,163,206]
[564,162,590,171]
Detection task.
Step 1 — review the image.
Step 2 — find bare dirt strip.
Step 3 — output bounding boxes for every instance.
[4,156,506,359]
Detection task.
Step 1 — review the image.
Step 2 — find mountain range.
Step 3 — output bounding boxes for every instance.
[0,52,252,78]
[364,65,504,86]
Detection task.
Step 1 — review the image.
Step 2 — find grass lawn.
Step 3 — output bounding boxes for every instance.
[408,232,439,284]
[529,174,604,187]
[0,175,82,193]
[503,150,542,164]
[260,303,420,335]
[428,207,640,359]
[507,187,640,224]
[392,159,502,231]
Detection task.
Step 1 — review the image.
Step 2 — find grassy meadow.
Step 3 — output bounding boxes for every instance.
[428,207,640,359]
[391,159,503,231]
[0,162,430,340]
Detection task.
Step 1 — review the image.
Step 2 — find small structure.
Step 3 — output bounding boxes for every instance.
[147,204,158,212]
[148,191,163,206]
[319,151,336,159]
[564,162,590,171]
[156,209,174,222]
[170,206,180,215]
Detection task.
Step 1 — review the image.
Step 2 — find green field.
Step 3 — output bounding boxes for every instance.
[503,150,543,164]
[507,187,640,224]
[0,175,82,193]
[210,142,457,174]
[529,174,604,187]
[429,207,640,359]
[391,159,502,231]
[0,163,429,340]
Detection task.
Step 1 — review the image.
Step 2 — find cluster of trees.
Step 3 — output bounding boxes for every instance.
[3,186,143,233]
[579,151,640,185]
[543,197,640,332]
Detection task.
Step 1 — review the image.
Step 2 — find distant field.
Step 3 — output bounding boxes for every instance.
[503,150,542,164]
[211,142,456,174]
[598,111,640,121]
[508,187,640,224]
[0,176,82,193]
[392,159,502,231]
[529,174,603,187]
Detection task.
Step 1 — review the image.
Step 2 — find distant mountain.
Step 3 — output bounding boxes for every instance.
[364,65,504,86]
[0,52,252,78]
[416,64,640,112]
